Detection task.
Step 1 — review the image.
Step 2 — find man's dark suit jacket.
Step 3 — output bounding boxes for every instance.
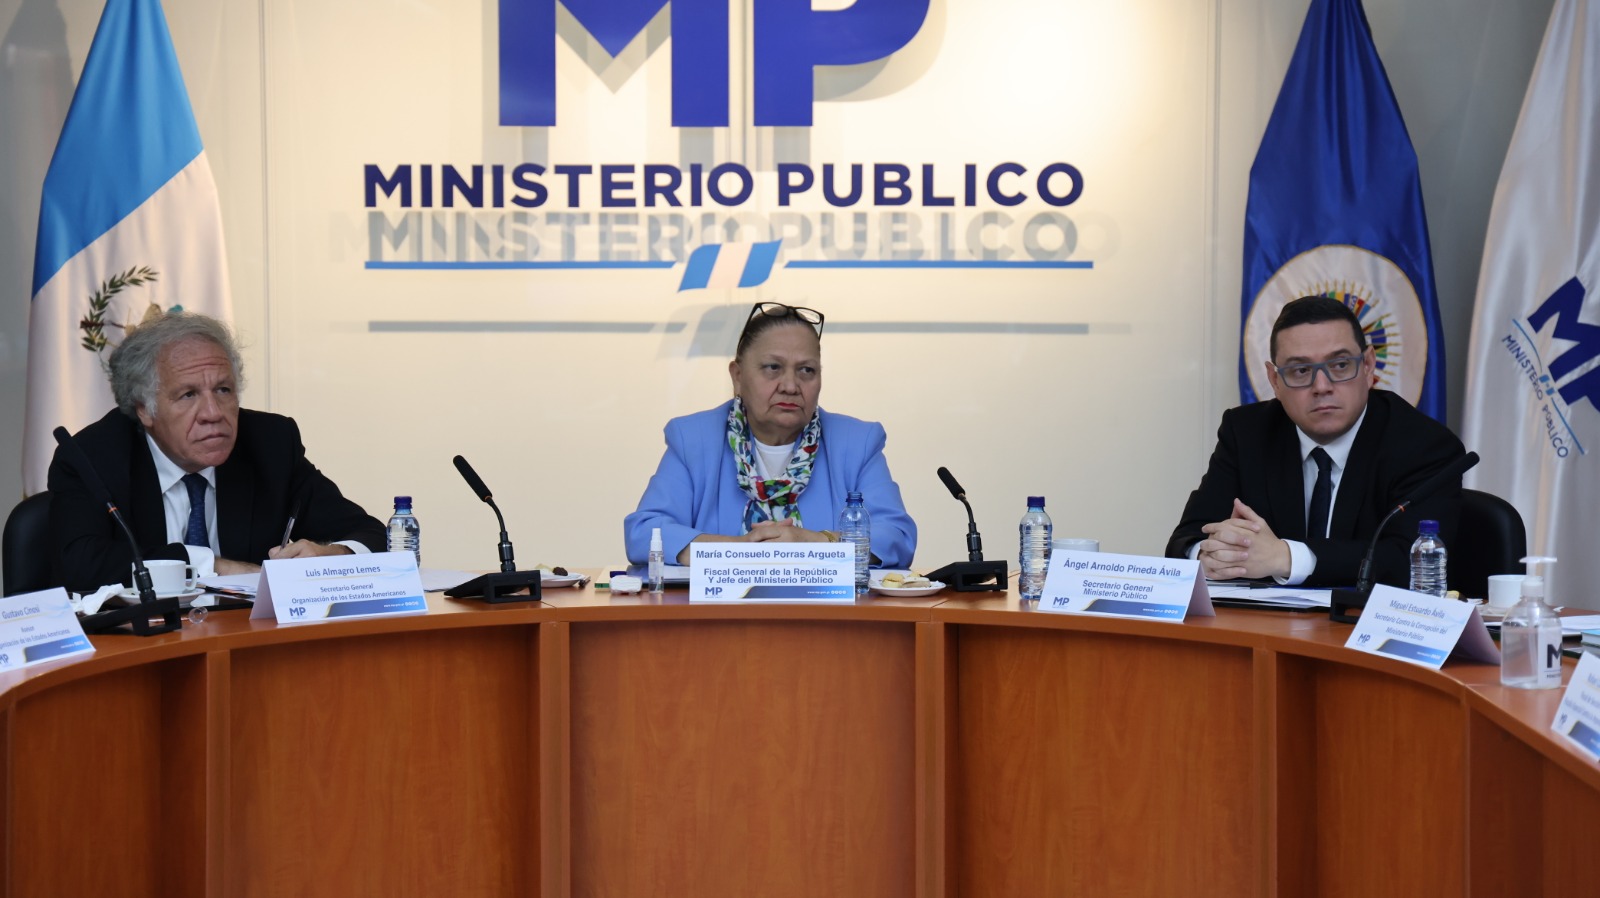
[48,408,386,593]
[1165,390,1465,588]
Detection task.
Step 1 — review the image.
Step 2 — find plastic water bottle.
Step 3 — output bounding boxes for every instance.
[838,492,870,595]
[1408,519,1447,597]
[1019,496,1053,601]
[386,496,420,566]
[1501,556,1563,689]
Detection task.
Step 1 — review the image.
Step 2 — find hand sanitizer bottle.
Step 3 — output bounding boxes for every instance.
[1500,556,1562,689]
[648,528,665,595]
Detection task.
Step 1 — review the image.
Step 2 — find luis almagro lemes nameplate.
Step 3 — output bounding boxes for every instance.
[688,542,856,603]
[1343,585,1499,669]
[1552,652,1600,762]
[251,551,427,624]
[1037,551,1214,621]
[0,588,93,671]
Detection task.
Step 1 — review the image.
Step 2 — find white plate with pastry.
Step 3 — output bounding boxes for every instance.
[869,571,946,597]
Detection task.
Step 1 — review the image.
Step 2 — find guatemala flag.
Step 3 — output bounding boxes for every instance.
[678,240,783,291]
[23,0,233,494]
[1238,0,1446,421]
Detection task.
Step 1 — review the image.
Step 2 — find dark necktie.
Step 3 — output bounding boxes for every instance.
[182,473,210,547]
[1306,448,1333,540]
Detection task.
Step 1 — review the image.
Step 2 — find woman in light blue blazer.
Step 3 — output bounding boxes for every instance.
[624,302,916,568]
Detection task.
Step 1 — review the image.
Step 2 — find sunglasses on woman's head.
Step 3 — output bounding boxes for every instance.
[745,302,824,336]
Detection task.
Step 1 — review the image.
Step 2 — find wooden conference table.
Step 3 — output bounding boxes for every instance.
[0,579,1593,898]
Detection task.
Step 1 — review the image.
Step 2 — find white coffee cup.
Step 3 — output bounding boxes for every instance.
[137,559,198,596]
[1487,574,1526,609]
[1052,538,1100,554]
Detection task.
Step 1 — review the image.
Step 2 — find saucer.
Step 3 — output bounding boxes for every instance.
[870,582,946,597]
[115,586,205,606]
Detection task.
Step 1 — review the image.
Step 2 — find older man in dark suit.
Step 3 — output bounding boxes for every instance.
[48,313,384,593]
[1167,296,1465,588]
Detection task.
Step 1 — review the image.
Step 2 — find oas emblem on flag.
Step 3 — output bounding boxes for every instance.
[1243,244,1428,404]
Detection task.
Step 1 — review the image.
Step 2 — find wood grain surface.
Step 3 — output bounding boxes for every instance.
[953,625,1256,897]
[0,582,1595,897]
[226,626,538,896]
[565,618,917,898]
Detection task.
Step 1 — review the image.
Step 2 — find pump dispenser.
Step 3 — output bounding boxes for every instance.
[1500,556,1562,689]
[648,528,665,595]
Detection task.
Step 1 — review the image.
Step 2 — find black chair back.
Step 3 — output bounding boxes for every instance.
[1452,488,1526,600]
[2,492,54,597]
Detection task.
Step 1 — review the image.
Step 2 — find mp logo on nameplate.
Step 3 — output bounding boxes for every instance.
[1552,653,1600,762]
[1037,551,1214,622]
[251,551,428,624]
[1343,585,1499,670]
[688,542,855,603]
[0,588,93,671]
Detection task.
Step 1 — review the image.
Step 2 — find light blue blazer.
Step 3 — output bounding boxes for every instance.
[624,401,917,568]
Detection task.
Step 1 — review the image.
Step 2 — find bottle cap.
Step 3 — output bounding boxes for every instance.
[1418,519,1439,534]
[846,491,863,503]
[650,527,662,551]
[394,495,412,506]
[1028,496,1045,507]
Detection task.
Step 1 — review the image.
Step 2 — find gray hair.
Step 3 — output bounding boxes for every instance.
[108,313,245,419]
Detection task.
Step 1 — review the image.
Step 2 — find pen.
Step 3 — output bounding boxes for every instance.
[280,514,297,549]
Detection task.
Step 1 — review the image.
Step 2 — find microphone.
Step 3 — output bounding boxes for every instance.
[1395,451,1480,513]
[1332,451,1479,622]
[453,454,494,503]
[445,456,540,603]
[925,467,1008,592]
[936,466,984,562]
[937,466,966,501]
[51,426,182,635]
[453,455,515,573]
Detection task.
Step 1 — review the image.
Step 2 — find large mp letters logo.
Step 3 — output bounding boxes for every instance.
[1503,276,1597,459]
[499,0,930,127]
[1524,277,1600,417]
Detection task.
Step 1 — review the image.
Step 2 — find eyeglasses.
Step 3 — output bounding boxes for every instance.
[1275,356,1364,389]
[745,302,824,337]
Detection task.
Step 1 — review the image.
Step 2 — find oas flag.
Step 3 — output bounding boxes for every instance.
[1239,0,1446,421]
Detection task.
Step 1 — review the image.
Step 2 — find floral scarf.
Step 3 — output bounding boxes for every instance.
[727,397,822,532]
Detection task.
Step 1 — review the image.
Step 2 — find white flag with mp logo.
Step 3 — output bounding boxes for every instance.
[1462,0,1600,607]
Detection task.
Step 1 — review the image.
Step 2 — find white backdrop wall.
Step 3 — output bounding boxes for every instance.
[0,0,1553,574]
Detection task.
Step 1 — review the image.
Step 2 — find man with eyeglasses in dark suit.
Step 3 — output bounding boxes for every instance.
[1166,296,1465,588]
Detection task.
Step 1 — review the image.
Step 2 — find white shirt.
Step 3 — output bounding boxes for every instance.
[1187,406,1367,585]
[147,434,220,576]
[145,434,368,572]
[1280,406,1367,585]
[752,437,796,480]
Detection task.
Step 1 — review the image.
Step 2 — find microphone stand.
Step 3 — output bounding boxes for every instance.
[1328,504,1403,623]
[926,468,1008,592]
[1328,450,1479,623]
[53,427,182,636]
[81,510,186,636]
[445,455,541,603]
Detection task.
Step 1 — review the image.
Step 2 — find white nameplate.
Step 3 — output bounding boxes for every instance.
[1343,585,1499,669]
[0,589,94,671]
[250,551,427,624]
[1037,551,1214,621]
[688,542,856,603]
[1553,652,1600,762]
